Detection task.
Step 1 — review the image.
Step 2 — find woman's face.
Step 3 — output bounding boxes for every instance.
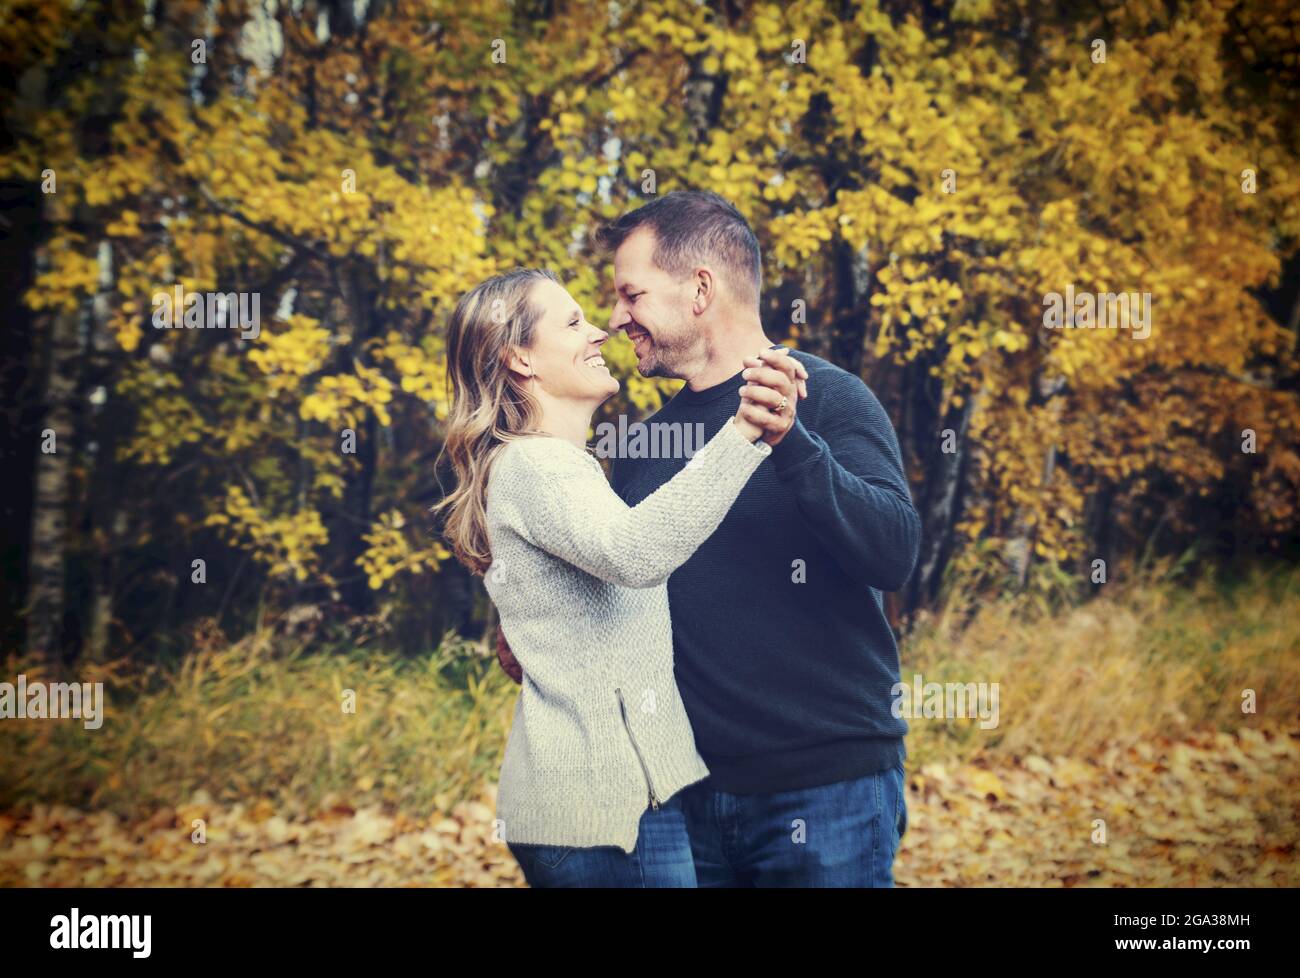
[518,278,620,405]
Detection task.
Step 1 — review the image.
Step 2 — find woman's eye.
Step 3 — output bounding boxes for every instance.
[568,319,580,329]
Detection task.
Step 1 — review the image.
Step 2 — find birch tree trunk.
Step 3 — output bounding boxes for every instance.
[26,298,82,664]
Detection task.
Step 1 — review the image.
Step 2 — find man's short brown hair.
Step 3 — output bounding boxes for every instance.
[593,191,762,306]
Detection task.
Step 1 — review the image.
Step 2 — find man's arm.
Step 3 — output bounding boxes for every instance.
[496,627,522,684]
[768,367,921,592]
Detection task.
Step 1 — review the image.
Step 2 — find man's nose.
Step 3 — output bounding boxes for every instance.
[609,301,630,332]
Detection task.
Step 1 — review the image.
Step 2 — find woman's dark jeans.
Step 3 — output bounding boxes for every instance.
[507,794,697,888]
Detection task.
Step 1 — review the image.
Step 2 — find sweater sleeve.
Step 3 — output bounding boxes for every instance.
[492,418,771,588]
[767,368,921,591]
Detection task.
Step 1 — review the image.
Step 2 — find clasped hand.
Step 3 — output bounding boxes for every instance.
[733,348,809,446]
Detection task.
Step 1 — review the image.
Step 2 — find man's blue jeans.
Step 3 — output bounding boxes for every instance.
[507,794,698,887]
[677,763,908,887]
[508,764,907,887]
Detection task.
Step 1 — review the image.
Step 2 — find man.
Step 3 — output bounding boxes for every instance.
[499,190,921,886]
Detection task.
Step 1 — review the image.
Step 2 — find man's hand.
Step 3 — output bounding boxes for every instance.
[737,348,805,447]
[495,627,522,684]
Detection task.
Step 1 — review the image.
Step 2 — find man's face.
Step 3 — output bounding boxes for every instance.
[608,227,702,379]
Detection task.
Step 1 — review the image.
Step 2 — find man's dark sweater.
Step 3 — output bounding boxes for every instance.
[610,348,920,795]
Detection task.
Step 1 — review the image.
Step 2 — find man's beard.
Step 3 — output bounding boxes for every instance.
[639,352,673,379]
[635,314,695,380]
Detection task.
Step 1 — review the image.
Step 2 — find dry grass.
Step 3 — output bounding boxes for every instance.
[900,563,1300,767]
[0,629,516,819]
[3,564,1296,821]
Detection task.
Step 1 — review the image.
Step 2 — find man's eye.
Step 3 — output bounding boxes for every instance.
[628,293,641,304]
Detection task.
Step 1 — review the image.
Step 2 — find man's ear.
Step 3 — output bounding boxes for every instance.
[691,267,717,316]
[506,346,533,379]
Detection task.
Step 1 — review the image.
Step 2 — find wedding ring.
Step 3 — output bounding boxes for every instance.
[774,395,788,415]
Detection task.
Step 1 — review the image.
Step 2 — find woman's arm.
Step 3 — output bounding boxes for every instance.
[493,419,770,588]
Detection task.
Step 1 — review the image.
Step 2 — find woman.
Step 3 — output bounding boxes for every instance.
[435,268,802,887]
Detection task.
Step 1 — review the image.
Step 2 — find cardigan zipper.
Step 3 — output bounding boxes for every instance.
[615,687,659,810]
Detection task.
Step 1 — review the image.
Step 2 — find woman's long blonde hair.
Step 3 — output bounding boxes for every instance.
[434,268,558,575]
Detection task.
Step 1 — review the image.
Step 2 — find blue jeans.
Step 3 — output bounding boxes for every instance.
[677,763,908,887]
[507,794,697,888]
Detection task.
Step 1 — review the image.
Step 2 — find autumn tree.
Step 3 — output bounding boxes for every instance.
[2,0,1296,662]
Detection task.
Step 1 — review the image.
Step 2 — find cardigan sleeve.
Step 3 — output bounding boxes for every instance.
[491,419,771,588]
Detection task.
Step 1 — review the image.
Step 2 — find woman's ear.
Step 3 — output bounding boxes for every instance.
[506,346,533,379]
